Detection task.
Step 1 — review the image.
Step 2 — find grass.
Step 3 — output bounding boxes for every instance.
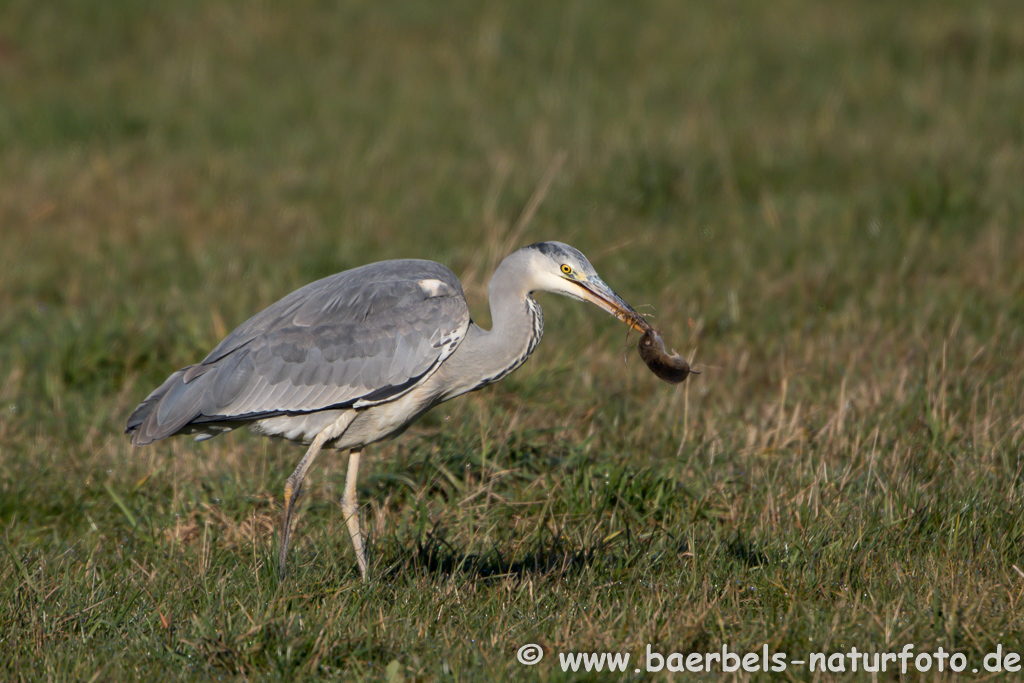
[2,0,1024,679]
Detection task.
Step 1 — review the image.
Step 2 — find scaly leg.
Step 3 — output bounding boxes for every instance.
[342,448,367,580]
[278,412,357,579]
[278,429,329,579]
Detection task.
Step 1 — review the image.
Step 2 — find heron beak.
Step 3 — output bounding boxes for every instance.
[573,278,651,333]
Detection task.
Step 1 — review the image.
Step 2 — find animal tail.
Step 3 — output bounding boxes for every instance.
[125,365,211,446]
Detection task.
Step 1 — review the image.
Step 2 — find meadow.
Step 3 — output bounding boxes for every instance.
[1,0,1023,680]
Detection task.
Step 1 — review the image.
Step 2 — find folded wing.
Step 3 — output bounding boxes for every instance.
[126,260,469,445]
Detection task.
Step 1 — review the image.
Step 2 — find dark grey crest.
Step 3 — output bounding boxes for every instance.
[525,241,591,268]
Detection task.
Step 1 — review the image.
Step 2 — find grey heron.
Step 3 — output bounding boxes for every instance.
[126,241,667,580]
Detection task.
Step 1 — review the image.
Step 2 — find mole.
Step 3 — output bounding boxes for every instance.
[637,328,695,384]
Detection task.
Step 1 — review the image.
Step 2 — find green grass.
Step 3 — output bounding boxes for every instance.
[2,0,1024,680]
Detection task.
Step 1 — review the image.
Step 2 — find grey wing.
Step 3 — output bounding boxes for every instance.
[126,260,469,445]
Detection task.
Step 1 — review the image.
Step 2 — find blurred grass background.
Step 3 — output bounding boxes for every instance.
[1,0,1023,679]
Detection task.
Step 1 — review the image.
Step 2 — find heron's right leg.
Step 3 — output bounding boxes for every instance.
[277,412,357,579]
[342,448,367,581]
[278,430,328,580]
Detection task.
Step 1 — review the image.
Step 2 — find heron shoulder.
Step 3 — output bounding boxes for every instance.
[201,259,464,364]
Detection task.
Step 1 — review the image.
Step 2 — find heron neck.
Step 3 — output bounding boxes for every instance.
[436,255,544,399]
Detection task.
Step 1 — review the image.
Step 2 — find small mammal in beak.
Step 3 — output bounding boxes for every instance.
[638,328,695,384]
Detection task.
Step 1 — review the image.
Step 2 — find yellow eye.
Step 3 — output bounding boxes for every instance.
[560,264,573,275]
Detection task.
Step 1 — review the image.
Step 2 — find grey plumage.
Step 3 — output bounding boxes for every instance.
[126,242,651,580]
[127,260,468,444]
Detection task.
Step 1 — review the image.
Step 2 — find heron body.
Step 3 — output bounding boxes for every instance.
[126,242,651,580]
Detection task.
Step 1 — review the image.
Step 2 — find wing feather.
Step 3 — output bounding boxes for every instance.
[128,259,470,443]
[196,260,469,420]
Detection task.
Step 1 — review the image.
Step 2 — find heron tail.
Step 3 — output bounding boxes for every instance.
[125,365,209,446]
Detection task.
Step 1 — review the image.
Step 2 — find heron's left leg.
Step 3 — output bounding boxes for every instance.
[342,448,367,581]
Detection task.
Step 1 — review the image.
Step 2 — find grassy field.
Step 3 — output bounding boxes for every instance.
[2,0,1024,680]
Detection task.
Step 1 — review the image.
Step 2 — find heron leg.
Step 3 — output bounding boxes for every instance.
[277,430,329,580]
[342,448,367,581]
[277,412,358,580]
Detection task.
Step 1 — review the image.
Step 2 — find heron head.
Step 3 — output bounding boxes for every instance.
[522,241,650,332]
